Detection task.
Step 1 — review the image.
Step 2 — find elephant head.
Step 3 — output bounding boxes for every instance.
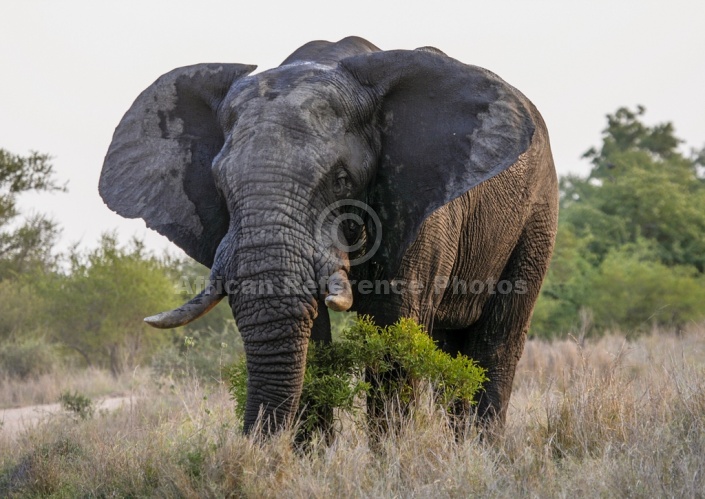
[100,36,535,433]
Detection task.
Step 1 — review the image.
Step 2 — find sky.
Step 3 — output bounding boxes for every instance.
[2,0,704,257]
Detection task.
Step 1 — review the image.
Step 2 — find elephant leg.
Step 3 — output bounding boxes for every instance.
[457,216,554,434]
[432,328,478,439]
[458,313,527,435]
[310,300,332,344]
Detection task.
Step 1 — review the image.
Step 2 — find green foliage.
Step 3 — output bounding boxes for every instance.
[563,106,705,270]
[0,336,58,379]
[42,233,182,375]
[151,323,242,381]
[295,335,370,437]
[330,310,357,339]
[531,225,596,336]
[0,214,61,279]
[0,145,241,380]
[0,149,64,222]
[59,391,95,420]
[584,241,705,332]
[532,106,705,336]
[228,316,487,437]
[0,149,63,280]
[179,448,207,480]
[0,278,47,341]
[344,317,487,408]
[228,359,249,421]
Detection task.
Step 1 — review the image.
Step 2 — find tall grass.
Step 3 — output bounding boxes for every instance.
[0,367,150,409]
[1,324,704,497]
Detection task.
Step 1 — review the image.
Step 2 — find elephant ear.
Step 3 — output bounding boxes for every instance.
[341,50,536,277]
[99,63,255,267]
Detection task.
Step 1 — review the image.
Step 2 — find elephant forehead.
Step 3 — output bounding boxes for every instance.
[254,62,335,94]
[230,96,347,148]
[227,65,349,117]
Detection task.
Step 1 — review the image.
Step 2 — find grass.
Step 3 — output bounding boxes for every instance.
[0,367,150,409]
[1,324,704,497]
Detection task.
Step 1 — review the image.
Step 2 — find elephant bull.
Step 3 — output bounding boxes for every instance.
[100,36,558,433]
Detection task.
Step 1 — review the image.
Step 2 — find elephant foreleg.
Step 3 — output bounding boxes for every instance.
[310,301,332,344]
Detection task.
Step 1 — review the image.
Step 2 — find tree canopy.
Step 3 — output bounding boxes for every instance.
[0,149,64,279]
[0,149,226,375]
[40,235,183,375]
[532,106,705,336]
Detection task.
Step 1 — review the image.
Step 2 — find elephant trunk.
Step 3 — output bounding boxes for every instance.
[239,309,314,432]
[218,195,323,432]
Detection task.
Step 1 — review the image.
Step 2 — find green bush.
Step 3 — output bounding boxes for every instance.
[228,316,487,437]
[59,391,95,420]
[533,233,705,337]
[0,279,47,342]
[585,243,705,332]
[0,336,58,379]
[530,225,596,337]
[41,234,182,375]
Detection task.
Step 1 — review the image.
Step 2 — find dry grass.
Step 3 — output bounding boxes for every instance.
[0,367,151,409]
[1,325,704,497]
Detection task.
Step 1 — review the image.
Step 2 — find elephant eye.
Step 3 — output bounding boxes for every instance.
[342,218,362,245]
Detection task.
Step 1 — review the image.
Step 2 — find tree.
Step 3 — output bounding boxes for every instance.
[0,148,63,344]
[43,234,182,375]
[584,240,705,331]
[561,106,705,271]
[530,225,595,336]
[532,107,705,336]
[0,149,64,279]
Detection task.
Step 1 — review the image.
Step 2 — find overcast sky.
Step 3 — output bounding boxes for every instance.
[2,0,704,257]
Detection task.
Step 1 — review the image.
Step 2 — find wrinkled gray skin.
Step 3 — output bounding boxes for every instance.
[100,37,558,434]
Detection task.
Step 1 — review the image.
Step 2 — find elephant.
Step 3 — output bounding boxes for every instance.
[99,36,558,434]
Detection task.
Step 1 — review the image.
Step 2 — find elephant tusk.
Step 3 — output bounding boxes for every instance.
[324,270,353,312]
[144,285,225,329]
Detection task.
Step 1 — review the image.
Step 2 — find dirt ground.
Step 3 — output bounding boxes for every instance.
[0,397,135,438]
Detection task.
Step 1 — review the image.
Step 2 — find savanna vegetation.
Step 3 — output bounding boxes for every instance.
[0,148,235,380]
[532,106,705,336]
[1,107,704,497]
[1,323,703,496]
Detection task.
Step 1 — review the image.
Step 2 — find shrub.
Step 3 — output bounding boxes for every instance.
[0,336,58,379]
[583,240,705,332]
[0,280,47,342]
[42,234,182,375]
[58,391,95,420]
[228,316,487,439]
